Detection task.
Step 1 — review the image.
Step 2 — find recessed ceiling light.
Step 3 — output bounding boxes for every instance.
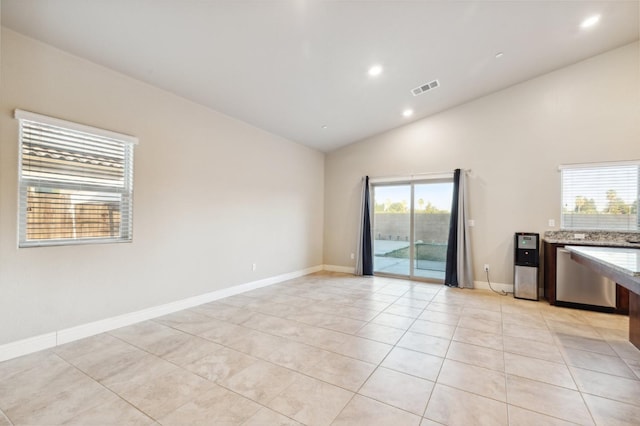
[580,15,600,29]
[368,64,383,77]
[321,125,328,129]
[495,52,504,59]
[402,109,414,118]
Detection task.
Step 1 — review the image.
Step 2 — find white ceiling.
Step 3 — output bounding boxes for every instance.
[2,1,639,152]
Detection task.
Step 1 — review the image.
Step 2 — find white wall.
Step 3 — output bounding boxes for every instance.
[324,42,640,286]
[0,29,325,345]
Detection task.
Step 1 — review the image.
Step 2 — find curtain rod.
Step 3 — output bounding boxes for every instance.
[368,169,471,180]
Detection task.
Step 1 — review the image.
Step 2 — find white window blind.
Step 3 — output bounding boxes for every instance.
[560,161,639,232]
[16,110,138,247]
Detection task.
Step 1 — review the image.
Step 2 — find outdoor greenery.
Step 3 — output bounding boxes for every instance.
[375,198,450,214]
[570,190,638,214]
[382,243,448,262]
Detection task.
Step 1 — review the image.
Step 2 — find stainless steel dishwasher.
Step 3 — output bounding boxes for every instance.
[556,247,616,309]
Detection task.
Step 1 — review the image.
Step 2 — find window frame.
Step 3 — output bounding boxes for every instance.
[559,160,640,233]
[15,109,138,248]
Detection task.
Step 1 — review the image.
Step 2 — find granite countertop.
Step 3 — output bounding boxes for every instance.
[544,231,640,248]
[565,246,640,277]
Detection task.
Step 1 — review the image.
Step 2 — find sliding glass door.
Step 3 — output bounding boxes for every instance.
[373,179,453,282]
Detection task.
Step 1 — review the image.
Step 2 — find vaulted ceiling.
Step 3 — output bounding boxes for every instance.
[2,1,639,151]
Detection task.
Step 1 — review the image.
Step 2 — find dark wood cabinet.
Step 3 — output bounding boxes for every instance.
[543,240,629,315]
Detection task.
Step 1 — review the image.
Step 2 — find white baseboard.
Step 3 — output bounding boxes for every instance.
[323,264,355,274]
[0,332,57,363]
[0,265,324,362]
[473,280,514,293]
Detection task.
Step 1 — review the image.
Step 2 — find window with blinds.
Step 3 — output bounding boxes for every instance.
[16,110,138,247]
[560,161,639,232]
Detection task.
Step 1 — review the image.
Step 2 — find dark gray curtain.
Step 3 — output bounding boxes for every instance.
[445,170,461,286]
[445,169,474,288]
[355,176,373,276]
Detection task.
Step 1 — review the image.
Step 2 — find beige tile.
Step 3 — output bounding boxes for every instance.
[461,307,502,322]
[287,312,366,334]
[418,309,460,326]
[55,333,129,362]
[397,331,450,357]
[381,347,444,381]
[158,334,222,366]
[3,369,114,425]
[242,314,309,339]
[371,312,415,330]
[184,347,258,383]
[571,366,640,407]
[561,347,636,379]
[384,304,424,319]
[0,410,10,426]
[0,352,70,406]
[241,407,302,426]
[624,358,640,380]
[191,301,256,324]
[119,369,215,419]
[266,375,353,426]
[424,384,508,425]
[218,294,259,307]
[155,309,219,335]
[100,353,177,393]
[504,352,576,390]
[501,308,545,324]
[545,319,601,340]
[266,340,328,371]
[61,396,154,425]
[332,394,422,426]
[457,317,502,335]
[394,297,430,309]
[503,335,564,363]
[220,359,300,404]
[68,340,149,382]
[506,405,577,426]
[595,326,629,341]
[226,329,290,359]
[426,302,464,315]
[420,419,442,426]
[452,327,503,351]
[608,340,640,361]
[359,367,434,415]
[197,319,254,345]
[356,323,405,345]
[367,293,399,307]
[554,333,617,356]
[446,341,504,372]
[328,335,392,364]
[506,375,593,425]
[298,325,350,349]
[158,383,261,425]
[582,393,640,426]
[306,351,376,391]
[109,320,179,347]
[437,359,506,401]
[502,322,554,344]
[409,319,456,339]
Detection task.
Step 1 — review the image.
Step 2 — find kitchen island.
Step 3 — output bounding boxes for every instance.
[566,246,640,349]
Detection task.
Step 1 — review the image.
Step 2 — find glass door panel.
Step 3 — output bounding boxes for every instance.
[413,182,454,280]
[373,185,411,276]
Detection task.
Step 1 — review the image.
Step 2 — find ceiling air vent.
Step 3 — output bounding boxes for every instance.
[411,79,440,97]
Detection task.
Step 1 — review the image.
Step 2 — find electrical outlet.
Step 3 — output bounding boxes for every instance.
[483,264,490,272]
[252,263,257,271]
[350,253,355,260]
[548,219,555,227]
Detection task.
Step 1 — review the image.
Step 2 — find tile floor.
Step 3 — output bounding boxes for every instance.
[1,271,639,425]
